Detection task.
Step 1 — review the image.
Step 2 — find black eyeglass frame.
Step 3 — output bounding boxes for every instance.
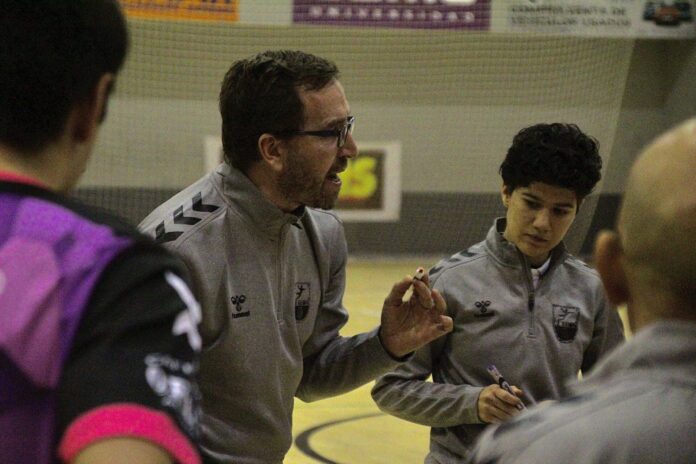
[275,116,355,148]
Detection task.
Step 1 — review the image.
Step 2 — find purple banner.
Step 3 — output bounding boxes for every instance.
[293,0,490,30]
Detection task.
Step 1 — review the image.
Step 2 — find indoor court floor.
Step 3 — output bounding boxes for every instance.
[284,258,630,464]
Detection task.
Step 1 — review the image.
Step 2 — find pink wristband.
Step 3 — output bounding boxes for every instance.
[58,403,200,464]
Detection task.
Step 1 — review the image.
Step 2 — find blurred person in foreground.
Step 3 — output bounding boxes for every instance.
[472,118,696,463]
[139,49,453,464]
[372,123,624,463]
[0,2,201,463]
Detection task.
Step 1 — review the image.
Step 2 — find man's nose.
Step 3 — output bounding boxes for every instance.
[340,132,358,159]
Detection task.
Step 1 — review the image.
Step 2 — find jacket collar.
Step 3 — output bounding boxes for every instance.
[215,163,304,240]
[571,320,696,391]
[485,217,567,269]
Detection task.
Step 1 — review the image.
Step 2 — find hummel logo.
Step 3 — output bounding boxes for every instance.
[474,300,495,318]
[231,294,250,319]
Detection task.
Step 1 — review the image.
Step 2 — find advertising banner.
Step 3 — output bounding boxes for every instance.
[335,142,401,222]
[119,0,239,22]
[493,0,695,38]
[293,0,491,30]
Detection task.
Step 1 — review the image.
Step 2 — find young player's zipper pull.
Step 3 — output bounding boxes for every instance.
[519,251,536,337]
[527,290,536,336]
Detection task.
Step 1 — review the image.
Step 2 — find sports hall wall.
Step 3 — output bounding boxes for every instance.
[75,17,696,258]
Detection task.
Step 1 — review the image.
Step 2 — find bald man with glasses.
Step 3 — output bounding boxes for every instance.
[140,50,452,464]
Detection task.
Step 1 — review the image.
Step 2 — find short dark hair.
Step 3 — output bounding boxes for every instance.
[219,50,339,172]
[499,123,602,200]
[0,0,128,154]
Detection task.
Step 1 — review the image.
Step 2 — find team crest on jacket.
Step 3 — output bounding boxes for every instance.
[552,304,579,342]
[294,282,310,321]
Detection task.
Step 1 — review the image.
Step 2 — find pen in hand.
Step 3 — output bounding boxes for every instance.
[487,364,525,411]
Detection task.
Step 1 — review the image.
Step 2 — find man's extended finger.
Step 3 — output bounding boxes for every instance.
[412,279,434,309]
[384,277,413,306]
[418,270,431,287]
[438,315,453,333]
[420,316,453,344]
[432,288,446,313]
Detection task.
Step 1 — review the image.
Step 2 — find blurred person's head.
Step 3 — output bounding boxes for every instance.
[595,118,696,331]
[0,0,128,191]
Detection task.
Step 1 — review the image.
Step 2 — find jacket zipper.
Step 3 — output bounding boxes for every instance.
[519,251,536,337]
[276,224,286,324]
[527,290,536,337]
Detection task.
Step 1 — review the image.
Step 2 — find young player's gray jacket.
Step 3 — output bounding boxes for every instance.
[139,164,401,464]
[472,320,696,464]
[371,218,624,463]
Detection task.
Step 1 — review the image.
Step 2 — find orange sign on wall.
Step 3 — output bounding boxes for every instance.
[119,0,238,22]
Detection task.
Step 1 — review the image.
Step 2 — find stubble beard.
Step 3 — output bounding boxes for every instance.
[278,159,340,210]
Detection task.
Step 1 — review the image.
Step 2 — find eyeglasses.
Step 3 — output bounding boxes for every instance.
[277,116,355,148]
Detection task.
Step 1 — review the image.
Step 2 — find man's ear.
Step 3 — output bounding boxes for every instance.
[594,230,631,306]
[71,73,115,144]
[257,133,286,173]
[501,184,511,208]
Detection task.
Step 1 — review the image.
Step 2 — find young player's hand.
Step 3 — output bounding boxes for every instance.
[477,384,525,424]
[378,270,453,359]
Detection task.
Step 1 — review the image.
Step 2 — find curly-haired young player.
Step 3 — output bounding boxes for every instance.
[473,119,696,464]
[372,123,625,463]
[0,2,201,463]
